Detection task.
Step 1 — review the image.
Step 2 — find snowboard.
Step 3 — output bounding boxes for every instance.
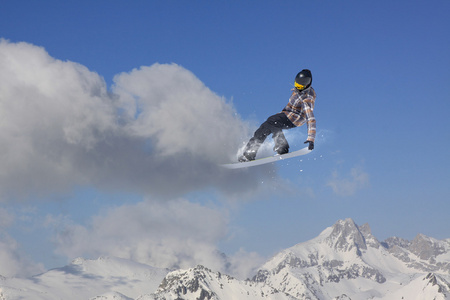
[221,146,311,169]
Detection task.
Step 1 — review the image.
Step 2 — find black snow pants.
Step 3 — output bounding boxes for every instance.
[244,112,296,153]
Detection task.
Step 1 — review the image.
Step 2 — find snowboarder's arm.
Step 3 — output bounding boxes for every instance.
[302,99,316,142]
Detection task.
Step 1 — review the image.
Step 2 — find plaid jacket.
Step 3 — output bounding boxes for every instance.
[282,87,316,142]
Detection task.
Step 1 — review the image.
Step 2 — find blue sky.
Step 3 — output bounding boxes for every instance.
[0,0,449,278]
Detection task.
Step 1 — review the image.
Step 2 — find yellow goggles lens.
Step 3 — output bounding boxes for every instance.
[295,82,305,90]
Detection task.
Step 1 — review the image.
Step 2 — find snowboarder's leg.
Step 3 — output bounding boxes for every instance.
[239,113,295,161]
[266,113,295,155]
[239,134,270,162]
[273,131,289,155]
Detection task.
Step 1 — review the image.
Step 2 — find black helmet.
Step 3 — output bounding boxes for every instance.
[294,69,312,91]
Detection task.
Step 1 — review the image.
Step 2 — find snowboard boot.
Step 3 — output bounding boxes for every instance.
[238,149,257,162]
[238,140,261,162]
[273,144,289,155]
[273,132,289,155]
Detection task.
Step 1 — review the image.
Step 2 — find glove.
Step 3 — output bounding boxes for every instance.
[304,140,314,150]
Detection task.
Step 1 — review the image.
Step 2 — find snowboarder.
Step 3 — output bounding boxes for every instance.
[238,69,316,162]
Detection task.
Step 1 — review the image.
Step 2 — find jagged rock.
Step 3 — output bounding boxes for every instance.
[409,234,447,260]
[150,265,296,300]
[381,236,411,249]
[381,234,450,273]
[325,218,368,254]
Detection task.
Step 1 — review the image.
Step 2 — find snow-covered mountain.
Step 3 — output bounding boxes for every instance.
[139,265,296,300]
[0,257,168,300]
[253,218,450,299]
[0,218,449,300]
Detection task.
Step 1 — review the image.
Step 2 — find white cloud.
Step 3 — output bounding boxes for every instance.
[113,63,247,159]
[0,40,274,279]
[0,208,45,277]
[0,233,45,277]
[49,199,228,270]
[227,248,265,280]
[327,164,369,196]
[48,198,262,278]
[0,39,262,200]
[0,207,14,228]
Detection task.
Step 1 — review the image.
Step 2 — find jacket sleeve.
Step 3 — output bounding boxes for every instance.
[302,99,316,142]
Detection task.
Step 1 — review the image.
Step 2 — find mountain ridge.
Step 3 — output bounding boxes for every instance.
[0,218,449,300]
[252,218,449,299]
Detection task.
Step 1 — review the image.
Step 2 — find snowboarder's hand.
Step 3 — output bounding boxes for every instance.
[304,140,314,150]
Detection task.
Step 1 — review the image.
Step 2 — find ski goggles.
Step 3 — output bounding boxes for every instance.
[295,82,305,90]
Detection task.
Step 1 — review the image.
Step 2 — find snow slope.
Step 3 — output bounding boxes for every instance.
[0,219,449,300]
[0,257,168,300]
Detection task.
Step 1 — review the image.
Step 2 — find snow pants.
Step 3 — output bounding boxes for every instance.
[244,112,296,153]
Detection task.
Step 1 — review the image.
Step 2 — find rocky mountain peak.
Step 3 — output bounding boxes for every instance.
[156,265,217,299]
[325,218,368,255]
[409,233,448,260]
[153,265,294,300]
